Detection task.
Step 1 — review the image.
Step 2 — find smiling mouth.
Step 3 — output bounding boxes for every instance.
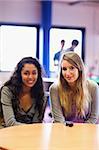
[66,77,72,80]
[27,81,34,84]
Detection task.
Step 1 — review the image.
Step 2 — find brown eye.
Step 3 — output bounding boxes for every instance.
[70,66,75,70]
[32,70,37,75]
[62,67,67,71]
[24,72,29,75]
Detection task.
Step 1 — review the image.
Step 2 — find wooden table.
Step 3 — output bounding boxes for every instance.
[0,123,99,150]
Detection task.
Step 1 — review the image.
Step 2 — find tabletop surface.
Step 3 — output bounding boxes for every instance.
[0,123,99,150]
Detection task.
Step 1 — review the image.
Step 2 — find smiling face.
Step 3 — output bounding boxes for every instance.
[21,63,38,88]
[61,59,79,86]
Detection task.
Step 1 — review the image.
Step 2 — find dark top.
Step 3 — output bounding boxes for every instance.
[54,51,61,62]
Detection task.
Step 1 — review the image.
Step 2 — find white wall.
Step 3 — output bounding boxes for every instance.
[0,1,99,81]
[0,0,41,24]
[0,72,12,87]
[52,2,99,72]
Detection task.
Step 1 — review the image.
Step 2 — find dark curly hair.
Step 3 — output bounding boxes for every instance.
[1,57,46,121]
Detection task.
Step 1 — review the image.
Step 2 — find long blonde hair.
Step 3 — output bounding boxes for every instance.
[58,52,91,118]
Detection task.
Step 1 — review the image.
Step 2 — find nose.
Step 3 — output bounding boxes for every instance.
[28,74,34,79]
[65,69,71,76]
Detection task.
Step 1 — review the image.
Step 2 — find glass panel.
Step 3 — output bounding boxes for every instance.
[49,28,82,74]
[0,25,37,71]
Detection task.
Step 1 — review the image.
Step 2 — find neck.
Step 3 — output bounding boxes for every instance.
[68,82,76,89]
[22,85,31,94]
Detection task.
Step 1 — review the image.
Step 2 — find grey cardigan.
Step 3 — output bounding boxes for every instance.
[49,79,99,124]
[1,86,46,127]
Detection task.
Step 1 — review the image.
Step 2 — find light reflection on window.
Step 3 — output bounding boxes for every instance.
[0,25,37,71]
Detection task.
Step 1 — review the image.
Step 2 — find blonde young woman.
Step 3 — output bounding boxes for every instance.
[49,52,99,124]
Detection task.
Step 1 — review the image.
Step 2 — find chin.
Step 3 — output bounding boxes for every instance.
[67,80,73,83]
[26,83,35,88]
[67,80,75,84]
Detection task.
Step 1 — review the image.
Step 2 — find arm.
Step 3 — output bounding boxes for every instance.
[54,60,59,66]
[54,54,58,66]
[85,81,99,124]
[1,86,23,127]
[49,83,65,123]
[39,96,48,122]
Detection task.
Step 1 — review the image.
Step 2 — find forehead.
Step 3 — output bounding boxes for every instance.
[22,63,37,71]
[61,59,73,67]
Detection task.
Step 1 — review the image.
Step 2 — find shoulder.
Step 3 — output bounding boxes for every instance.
[1,86,13,98]
[49,82,58,92]
[87,79,99,89]
[1,86,11,93]
[87,79,99,93]
[55,51,61,56]
[1,86,13,104]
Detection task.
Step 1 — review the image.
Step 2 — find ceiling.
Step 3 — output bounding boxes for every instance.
[53,0,99,7]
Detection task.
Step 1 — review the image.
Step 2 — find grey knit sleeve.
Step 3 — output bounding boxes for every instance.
[49,83,65,123]
[86,80,99,124]
[1,86,22,127]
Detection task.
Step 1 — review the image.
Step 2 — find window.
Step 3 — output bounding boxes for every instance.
[0,25,37,71]
[49,27,85,74]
